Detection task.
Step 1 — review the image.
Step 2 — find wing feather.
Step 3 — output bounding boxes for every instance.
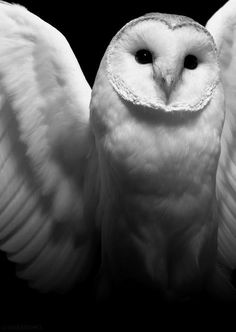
[206,0,236,271]
[0,3,98,292]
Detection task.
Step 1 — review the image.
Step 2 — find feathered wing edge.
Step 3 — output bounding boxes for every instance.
[206,0,236,281]
[0,3,98,292]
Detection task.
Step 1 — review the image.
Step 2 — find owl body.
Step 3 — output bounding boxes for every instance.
[0,1,235,301]
[91,51,225,296]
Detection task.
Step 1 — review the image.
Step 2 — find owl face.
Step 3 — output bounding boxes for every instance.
[106,14,219,112]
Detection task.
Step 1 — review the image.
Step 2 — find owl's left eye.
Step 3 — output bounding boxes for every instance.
[135,49,153,64]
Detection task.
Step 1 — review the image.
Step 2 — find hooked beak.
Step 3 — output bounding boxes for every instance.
[153,63,176,102]
[160,73,175,100]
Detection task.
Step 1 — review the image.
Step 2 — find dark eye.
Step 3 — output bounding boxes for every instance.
[184,54,198,70]
[135,49,153,64]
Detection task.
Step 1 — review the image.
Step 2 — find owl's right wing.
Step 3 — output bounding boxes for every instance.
[206,0,236,276]
[0,2,99,292]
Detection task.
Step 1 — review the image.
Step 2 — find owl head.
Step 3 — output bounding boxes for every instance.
[91,13,220,118]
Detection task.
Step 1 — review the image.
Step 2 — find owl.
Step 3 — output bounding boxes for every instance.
[0,0,235,303]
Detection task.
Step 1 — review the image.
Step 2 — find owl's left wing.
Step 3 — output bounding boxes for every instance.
[206,0,236,274]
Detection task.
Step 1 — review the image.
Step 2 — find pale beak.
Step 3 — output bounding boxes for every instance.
[153,62,176,101]
[160,73,175,100]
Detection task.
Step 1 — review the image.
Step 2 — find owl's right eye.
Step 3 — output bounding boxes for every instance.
[135,49,153,64]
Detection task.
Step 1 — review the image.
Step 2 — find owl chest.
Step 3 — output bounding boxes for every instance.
[103,114,220,202]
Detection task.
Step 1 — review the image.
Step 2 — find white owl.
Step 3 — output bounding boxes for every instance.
[0,0,235,302]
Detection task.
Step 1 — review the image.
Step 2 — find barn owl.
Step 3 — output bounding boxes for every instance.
[0,0,235,302]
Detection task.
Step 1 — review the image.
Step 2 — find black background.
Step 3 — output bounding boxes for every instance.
[0,0,234,331]
[7,0,226,87]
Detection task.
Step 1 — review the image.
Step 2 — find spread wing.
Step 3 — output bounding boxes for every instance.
[206,0,236,276]
[0,2,98,292]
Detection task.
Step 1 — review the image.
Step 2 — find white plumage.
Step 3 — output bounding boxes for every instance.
[0,0,235,301]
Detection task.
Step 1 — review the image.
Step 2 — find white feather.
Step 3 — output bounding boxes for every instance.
[0,2,97,292]
[207,0,236,273]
